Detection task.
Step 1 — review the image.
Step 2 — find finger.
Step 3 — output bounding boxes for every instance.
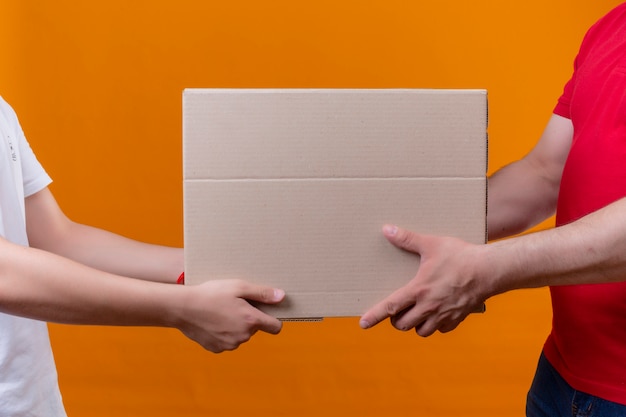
[382,224,423,254]
[255,312,283,335]
[390,306,429,331]
[359,289,417,329]
[414,319,438,337]
[236,282,286,304]
[438,321,460,334]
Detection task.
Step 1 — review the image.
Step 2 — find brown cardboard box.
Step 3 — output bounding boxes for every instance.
[183,89,487,319]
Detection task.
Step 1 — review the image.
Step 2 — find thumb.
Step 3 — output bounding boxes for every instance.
[237,282,286,305]
[382,224,424,254]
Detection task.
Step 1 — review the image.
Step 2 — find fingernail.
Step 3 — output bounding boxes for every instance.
[274,289,285,301]
[383,225,398,236]
[359,319,370,329]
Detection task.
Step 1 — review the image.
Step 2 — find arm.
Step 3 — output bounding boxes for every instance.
[0,187,286,353]
[488,114,573,240]
[483,196,626,291]
[25,188,183,283]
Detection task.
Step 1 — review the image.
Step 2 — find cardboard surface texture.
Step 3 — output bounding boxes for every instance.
[183,89,487,319]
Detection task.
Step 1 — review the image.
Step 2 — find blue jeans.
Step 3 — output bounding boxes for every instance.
[526,352,626,417]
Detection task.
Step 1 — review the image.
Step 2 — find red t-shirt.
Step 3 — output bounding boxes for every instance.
[545,2,626,404]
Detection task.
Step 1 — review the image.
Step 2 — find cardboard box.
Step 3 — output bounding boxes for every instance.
[183,89,487,319]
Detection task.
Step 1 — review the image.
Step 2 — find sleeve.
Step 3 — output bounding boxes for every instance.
[553,67,575,119]
[18,126,53,198]
[553,36,586,119]
[552,4,619,119]
[0,97,53,197]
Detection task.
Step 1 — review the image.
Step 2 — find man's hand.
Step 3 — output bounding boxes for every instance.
[360,225,486,337]
[175,280,285,353]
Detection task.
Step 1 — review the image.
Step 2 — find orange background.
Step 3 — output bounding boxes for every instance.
[0,1,622,416]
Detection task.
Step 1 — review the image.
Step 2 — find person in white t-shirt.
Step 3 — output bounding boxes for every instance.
[0,96,285,416]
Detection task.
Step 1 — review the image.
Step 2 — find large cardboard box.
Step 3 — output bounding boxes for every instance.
[183,89,487,319]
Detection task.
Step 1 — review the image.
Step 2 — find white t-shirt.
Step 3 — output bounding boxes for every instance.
[0,96,66,416]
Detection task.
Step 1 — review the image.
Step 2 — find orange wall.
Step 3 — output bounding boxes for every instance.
[1,1,622,416]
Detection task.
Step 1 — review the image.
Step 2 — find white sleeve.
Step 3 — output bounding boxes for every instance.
[18,127,53,198]
[0,97,53,197]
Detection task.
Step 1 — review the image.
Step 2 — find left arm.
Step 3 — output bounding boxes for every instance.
[25,187,183,283]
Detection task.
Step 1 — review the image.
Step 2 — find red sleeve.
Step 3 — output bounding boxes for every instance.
[553,77,574,119]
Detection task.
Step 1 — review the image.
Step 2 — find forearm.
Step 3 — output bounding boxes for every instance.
[25,188,183,283]
[488,114,572,240]
[487,159,559,240]
[48,222,184,283]
[0,239,183,326]
[483,197,626,296]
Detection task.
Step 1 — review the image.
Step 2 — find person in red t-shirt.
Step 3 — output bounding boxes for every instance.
[360,3,626,415]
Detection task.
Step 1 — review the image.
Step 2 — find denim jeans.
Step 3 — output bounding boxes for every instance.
[526,352,626,417]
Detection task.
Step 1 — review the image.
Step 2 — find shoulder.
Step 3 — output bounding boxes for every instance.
[583,4,626,43]
[569,4,626,70]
